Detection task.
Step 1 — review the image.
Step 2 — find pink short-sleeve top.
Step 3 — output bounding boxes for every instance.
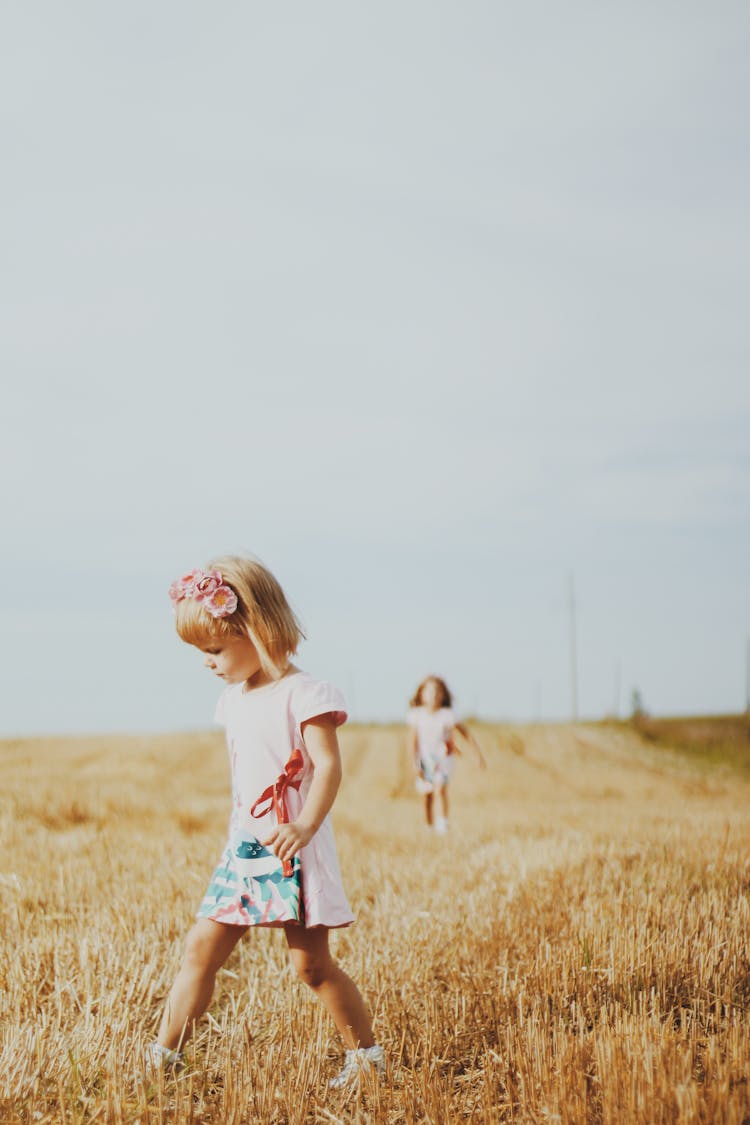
[407,705,457,768]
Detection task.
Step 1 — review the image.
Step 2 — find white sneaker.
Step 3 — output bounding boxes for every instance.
[145,1042,185,1075]
[434,817,448,834]
[329,1044,385,1088]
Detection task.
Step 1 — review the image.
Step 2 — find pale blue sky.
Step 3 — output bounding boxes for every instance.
[2,3,749,733]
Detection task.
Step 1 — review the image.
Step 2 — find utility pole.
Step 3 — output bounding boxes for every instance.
[569,572,578,721]
[613,657,622,719]
[746,637,750,716]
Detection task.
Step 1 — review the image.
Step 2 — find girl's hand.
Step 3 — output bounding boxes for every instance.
[472,741,488,770]
[261,821,315,865]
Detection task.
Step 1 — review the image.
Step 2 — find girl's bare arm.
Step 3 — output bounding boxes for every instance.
[408,726,421,773]
[454,721,487,768]
[260,716,342,866]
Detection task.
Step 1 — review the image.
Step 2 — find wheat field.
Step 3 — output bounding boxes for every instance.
[1,720,749,1123]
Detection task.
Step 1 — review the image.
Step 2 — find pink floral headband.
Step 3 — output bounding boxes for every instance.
[168,569,238,618]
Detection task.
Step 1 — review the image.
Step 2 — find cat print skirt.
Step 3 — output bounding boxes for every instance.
[197,833,303,926]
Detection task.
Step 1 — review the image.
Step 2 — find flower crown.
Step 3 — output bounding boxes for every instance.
[168,568,238,618]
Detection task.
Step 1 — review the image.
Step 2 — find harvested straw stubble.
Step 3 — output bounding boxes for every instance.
[0,721,749,1122]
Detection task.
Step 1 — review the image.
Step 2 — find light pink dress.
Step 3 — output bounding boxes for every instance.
[407,705,458,793]
[198,670,354,929]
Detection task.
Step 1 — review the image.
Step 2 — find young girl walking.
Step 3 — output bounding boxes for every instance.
[407,675,486,833]
[149,555,384,1088]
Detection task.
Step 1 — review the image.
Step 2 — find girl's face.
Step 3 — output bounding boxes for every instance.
[421,679,444,710]
[199,634,266,687]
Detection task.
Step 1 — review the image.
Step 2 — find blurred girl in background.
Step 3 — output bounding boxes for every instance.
[407,675,486,833]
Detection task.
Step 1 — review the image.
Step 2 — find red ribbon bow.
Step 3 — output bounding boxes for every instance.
[249,748,305,877]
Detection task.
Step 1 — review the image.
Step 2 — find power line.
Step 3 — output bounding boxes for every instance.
[569,572,578,721]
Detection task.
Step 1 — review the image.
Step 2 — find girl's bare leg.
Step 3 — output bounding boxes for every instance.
[422,791,434,826]
[157,919,247,1050]
[285,925,375,1050]
[439,785,449,820]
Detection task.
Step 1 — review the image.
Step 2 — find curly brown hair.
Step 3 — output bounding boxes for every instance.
[409,676,453,709]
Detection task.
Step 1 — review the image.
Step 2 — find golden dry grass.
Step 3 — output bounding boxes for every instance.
[1,721,749,1123]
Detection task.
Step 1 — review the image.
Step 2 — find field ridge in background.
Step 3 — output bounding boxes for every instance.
[1,721,749,1123]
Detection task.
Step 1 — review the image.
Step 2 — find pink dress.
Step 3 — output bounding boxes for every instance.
[407,705,458,794]
[197,670,354,929]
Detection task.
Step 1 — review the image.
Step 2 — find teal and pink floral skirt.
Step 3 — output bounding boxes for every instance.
[197,835,303,926]
[415,754,456,794]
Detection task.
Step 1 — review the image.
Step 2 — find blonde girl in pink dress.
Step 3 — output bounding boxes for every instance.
[148,555,384,1088]
[407,676,486,833]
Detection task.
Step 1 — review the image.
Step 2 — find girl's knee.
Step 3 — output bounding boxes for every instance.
[182,925,222,975]
[290,949,334,990]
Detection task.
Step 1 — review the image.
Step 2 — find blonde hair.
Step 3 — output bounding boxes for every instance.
[174,555,304,679]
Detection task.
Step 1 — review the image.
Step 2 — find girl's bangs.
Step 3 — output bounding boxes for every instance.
[174,599,237,648]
